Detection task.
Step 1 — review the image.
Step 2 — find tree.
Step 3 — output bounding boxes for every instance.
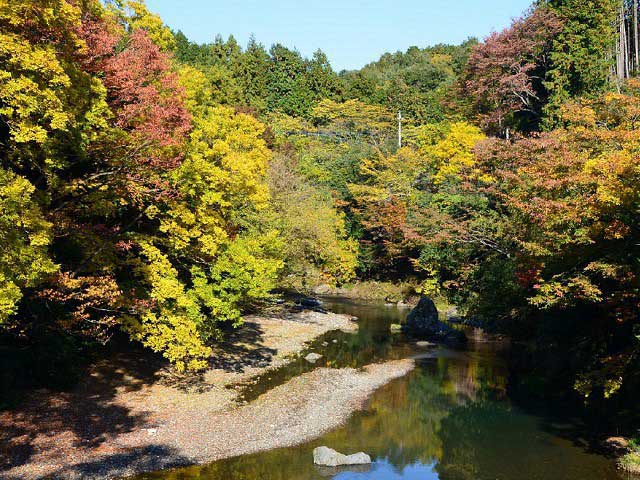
[118,0,176,51]
[305,49,342,101]
[348,122,486,278]
[122,100,283,370]
[0,169,56,323]
[421,83,640,400]
[233,36,270,110]
[544,0,618,125]
[341,40,477,124]
[267,155,358,287]
[462,6,562,135]
[266,44,314,116]
[311,99,395,142]
[0,0,285,373]
[0,0,107,146]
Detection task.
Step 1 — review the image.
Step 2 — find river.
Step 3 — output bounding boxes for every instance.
[130,297,625,480]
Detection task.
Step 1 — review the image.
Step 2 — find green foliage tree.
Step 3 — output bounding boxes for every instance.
[266,44,316,116]
[543,0,619,125]
[234,36,271,111]
[341,41,477,123]
[267,155,358,287]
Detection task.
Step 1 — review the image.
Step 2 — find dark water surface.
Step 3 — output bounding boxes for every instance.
[132,297,625,480]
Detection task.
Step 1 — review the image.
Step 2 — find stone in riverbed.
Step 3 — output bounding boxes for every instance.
[402,297,466,346]
[305,352,323,363]
[313,446,371,466]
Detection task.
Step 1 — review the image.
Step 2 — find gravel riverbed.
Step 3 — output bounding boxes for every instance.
[0,310,414,480]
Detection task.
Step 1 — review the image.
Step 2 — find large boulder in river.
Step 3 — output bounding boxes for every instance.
[313,446,371,466]
[402,297,466,345]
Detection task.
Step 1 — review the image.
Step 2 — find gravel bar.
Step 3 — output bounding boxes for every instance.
[0,311,414,480]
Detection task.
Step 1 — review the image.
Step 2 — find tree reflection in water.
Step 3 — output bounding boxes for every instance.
[133,300,622,480]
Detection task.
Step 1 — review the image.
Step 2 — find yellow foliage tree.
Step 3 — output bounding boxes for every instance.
[312,99,395,139]
[110,0,176,51]
[123,242,212,372]
[0,169,57,323]
[130,104,283,370]
[415,122,485,185]
[0,0,104,145]
[160,106,271,256]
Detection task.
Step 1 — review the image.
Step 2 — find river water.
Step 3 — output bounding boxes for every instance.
[132,297,626,480]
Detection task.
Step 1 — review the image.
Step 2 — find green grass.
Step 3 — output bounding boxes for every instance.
[618,436,640,475]
[618,451,640,474]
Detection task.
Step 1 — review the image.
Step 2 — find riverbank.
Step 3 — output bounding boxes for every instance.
[0,309,415,480]
[313,281,420,306]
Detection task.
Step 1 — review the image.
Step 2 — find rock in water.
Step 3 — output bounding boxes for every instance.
[402,297,466,346]
[305,352,323,363]
[406,297,438,326]
[297,297,323,308]
[313,446,371,466]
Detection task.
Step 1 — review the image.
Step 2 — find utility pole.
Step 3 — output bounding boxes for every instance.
[397,110,402,149]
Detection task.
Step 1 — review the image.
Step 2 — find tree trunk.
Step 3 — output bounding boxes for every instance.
[620,4,629,79]
[618,5,625,79]
[634,0,639,71]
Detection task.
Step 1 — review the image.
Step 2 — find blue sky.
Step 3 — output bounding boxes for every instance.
[146,0,534,71]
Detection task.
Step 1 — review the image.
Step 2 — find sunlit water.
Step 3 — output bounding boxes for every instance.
[131,297,625,480]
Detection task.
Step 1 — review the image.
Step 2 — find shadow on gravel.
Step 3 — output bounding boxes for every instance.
[208,320,276,373]
[38,445,192,480]
[0,351,163,472]
[157,319,277,394]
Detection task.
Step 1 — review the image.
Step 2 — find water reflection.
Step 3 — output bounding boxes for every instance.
[131,299,622,480]
[236,298,414,402]
[331,460,438,479]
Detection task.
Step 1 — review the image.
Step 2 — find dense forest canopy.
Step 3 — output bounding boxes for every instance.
[0,0,638,413]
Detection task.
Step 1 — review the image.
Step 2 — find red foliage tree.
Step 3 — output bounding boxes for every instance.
[80,16,191,174]
[463,7,562,135]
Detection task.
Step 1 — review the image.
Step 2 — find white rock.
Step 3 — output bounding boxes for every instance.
[313,446,371,466]
[305,352,323,363]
